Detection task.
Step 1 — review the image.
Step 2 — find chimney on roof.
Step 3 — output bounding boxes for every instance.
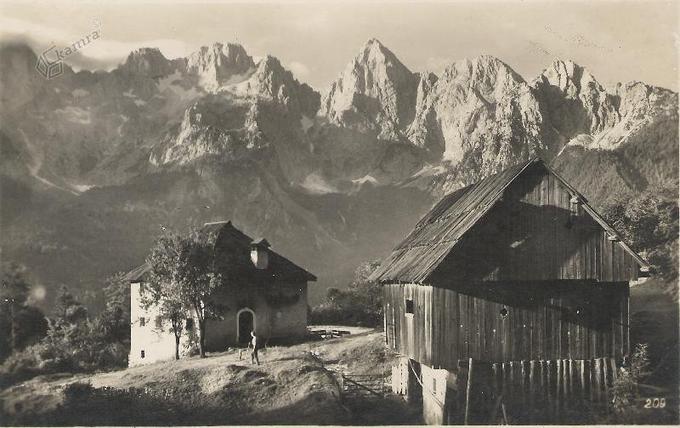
[250,238,270,269]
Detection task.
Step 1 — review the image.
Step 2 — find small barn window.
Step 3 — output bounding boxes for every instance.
[139,317,146,326]
[432,378,437,394]
[569,196,582,218]
[186,318,194,330]
[140,350,145,359]
[499,307,509,319]
[405,299,414,314]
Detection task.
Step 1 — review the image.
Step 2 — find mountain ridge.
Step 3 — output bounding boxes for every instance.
[0,38,676,311]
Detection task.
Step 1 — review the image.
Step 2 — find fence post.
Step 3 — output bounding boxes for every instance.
[556,359,561,420]
[580,360,586,403]
[529,360,536,409]
[594,358,602,403]
[546,360,552,418]
[464,358,473,425]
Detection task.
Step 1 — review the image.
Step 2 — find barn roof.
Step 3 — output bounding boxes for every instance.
[369,158,649,284]
[123,221,316,283]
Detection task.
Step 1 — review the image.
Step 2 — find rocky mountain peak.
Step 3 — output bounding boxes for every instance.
[0,41,37,63]
[355,38,406,70]
[245,55,320,117]
[255,54,285,75]
[536,58,602,97]
[441,55,526,96]
[120,47,175,78]
[186,42,256,91]
[533,58,619,139]
[321,38,418,137]
[407,54,548,174]
[0,42,49,113]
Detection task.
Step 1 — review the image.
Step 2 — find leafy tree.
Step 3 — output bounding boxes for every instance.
[602,186,679,295]
[145,229,221,358]
[602,187,678,252]
[103,272,131,316]
[311,260,383,326]
[55,285,88,326]
[98,273,131,346]
[0,264,47,360]
[140,278,185,360]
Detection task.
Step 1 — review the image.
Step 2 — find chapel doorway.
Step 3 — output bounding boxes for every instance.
[237,308,255,344]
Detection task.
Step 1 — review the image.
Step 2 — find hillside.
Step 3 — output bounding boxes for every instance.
[0,329,419,425]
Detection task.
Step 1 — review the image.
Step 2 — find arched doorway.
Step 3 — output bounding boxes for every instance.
[236,308,255,344]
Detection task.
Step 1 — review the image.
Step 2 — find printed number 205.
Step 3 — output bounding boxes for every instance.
[644,398,666,409]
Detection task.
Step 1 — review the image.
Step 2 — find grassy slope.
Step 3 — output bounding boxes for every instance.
[1,288,676,425]
[0,329,418,426]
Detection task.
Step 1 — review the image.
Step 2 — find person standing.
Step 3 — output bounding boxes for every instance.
[249,331,261,365]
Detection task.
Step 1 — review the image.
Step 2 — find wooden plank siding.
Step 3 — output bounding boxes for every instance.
[384,282,629,371]
[427,168,639,284]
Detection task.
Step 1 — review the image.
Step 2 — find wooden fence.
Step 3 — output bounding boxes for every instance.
[460,357,619,424]
[341,374,388,399]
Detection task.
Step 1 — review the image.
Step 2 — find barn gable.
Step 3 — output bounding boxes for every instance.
[370,158,648,284]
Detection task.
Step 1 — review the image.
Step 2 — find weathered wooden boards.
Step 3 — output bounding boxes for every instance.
[384,283,629,369]
[373,159,645,286]
[461,357,619,424]
[425,166,642,284]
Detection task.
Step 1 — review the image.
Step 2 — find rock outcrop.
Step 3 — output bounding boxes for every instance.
[120,47,180,78]
[321,39,419,140]
[185,42,255,91]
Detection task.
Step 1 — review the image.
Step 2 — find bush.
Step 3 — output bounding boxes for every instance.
[611,343,651,415]
[309,302,382,327]
[0,344,43,387]
[603,343,677,424]
[0,285,130,387]
[310,260,383,327]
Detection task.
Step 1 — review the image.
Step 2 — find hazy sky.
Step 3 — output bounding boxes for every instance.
[1,0,678,91]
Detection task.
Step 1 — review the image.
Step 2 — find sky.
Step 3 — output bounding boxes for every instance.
[1,0,678,91]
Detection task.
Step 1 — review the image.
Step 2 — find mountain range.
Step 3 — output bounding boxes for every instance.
[0,38,677,310]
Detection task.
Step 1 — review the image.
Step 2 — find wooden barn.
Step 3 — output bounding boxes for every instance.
[369,158,649,424]
[126,221,316,367]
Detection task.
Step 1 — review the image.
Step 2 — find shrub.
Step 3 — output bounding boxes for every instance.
[611,343,651,416]
[310,261,383,327]
[309,301,382,327]
[0,286,130,387]
[604,344,675,424]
